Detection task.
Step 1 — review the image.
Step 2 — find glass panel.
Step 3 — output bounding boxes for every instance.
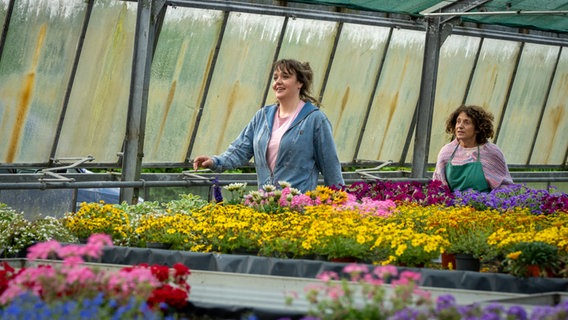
[0,0,87,163]
[429,35,481,161]
[497,43,559,165]
[464,38,521,145]
[358,29,425,162]
[56,0,137,163]
[320,23,390,162]
[190,12,284,158]
[144,7,225,163]
[0,0,8,31]
[531,48,568,165]
[274,18,338,106]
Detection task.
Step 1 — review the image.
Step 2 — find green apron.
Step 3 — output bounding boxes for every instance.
[445,144,490,192]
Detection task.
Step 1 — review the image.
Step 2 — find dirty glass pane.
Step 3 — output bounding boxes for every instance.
[464,38,521,143]
[530,48,568,165]
[497,43,559,165]
[0,0,87,164]
[144,7,225,163]
[190,12,284,158]
[429,35,481,161]
[321,23,390,163]
[56,0,137,164]
[358,29,425,163]
[0,0,8,31]
[274,18,338,107]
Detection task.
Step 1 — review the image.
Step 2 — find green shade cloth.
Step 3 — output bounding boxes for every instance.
[290,0,568,33]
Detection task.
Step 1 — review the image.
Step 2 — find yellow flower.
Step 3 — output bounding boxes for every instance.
[506,251,522,260]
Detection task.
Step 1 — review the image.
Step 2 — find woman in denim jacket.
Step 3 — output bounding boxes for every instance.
[193,59,344,192]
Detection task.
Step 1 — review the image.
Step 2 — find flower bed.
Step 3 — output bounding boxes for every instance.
[0,234,191,319]
[2,240,568,319]
[2,181,568,278]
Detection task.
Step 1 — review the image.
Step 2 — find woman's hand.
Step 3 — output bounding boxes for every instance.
[193,156,213,170]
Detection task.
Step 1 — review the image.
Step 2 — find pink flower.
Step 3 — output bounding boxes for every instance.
[87,233,114,247]
[391,271,420,287]
[343,263,369,281]
[373,265,398,280]
[58,245,83,259]
[400,270,421,282]
[62,266,97,286]
[62,256,86,266]
[326,285,345,300]
[316,271,339,282]
[363,273,384,286]
[26,240,61,260]
[279,188,291,206]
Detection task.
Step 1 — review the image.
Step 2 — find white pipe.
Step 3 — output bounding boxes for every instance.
[422,10,568,16]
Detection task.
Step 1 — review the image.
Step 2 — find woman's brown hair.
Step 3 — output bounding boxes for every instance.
[273,59,320,107]
[445,105,495,144]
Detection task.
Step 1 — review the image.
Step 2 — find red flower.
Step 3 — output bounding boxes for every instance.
[173,263,190,278]
[147,284,188,310]
[150,264,170,282]
[137,262,192,312]
[0,262,18,295]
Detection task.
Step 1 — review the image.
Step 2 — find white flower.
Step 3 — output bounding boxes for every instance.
[224,182,248,192]
[278,181,292,189]
[290,188,302,196]
[262,184,277,192]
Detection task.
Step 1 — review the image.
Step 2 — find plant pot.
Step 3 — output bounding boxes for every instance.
[146,242,171,250]
[230,247,259,256]
[329,257,358,263]
[455,253,480,271]
[397,261,426,268]
[441,253,457,270]
[526,265,555,278]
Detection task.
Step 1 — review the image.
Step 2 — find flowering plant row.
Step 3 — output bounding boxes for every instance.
[2,180,568,277]
[286,263,568,320]
[0,234,191,319]
[3,237,567,319]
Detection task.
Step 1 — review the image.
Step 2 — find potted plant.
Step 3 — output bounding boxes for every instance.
[61,201,133,246]
[134,211,198,250]
[447,228,499,271]
[0,204,76,257]
[314,235,372,263]
[503,241,560,278]
[371,225,448,267]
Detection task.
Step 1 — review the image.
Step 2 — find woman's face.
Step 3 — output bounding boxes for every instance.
[272,67,302,102]
[455,112,477,145]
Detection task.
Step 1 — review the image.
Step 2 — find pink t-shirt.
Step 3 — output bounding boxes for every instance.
[267,101,305,172]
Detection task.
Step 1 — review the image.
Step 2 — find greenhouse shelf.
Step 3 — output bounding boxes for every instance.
[4,253,568,319]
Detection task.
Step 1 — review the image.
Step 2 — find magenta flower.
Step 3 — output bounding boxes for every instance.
[26,240,62,260]
[373,265,398,280]
[316,270,339,282]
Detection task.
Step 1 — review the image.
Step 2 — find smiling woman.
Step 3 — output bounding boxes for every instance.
[192,58,344,193]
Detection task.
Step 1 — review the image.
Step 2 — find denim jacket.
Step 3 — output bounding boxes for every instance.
[211,101,344,192]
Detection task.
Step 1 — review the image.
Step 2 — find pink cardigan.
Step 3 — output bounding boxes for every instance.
[433,139,514,190]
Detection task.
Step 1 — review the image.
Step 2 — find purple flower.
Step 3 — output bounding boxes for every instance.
[436,294,456,311]
[211,177,223,203]
[481,303,505,320]
[530,306,557,319]
[507,305,527,320]
[391,308,424,320]
[340,180,454,206]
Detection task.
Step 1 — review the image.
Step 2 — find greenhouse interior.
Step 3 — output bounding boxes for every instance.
[1,0,568,319]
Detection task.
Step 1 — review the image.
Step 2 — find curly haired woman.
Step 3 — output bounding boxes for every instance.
[433,105,514,192]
